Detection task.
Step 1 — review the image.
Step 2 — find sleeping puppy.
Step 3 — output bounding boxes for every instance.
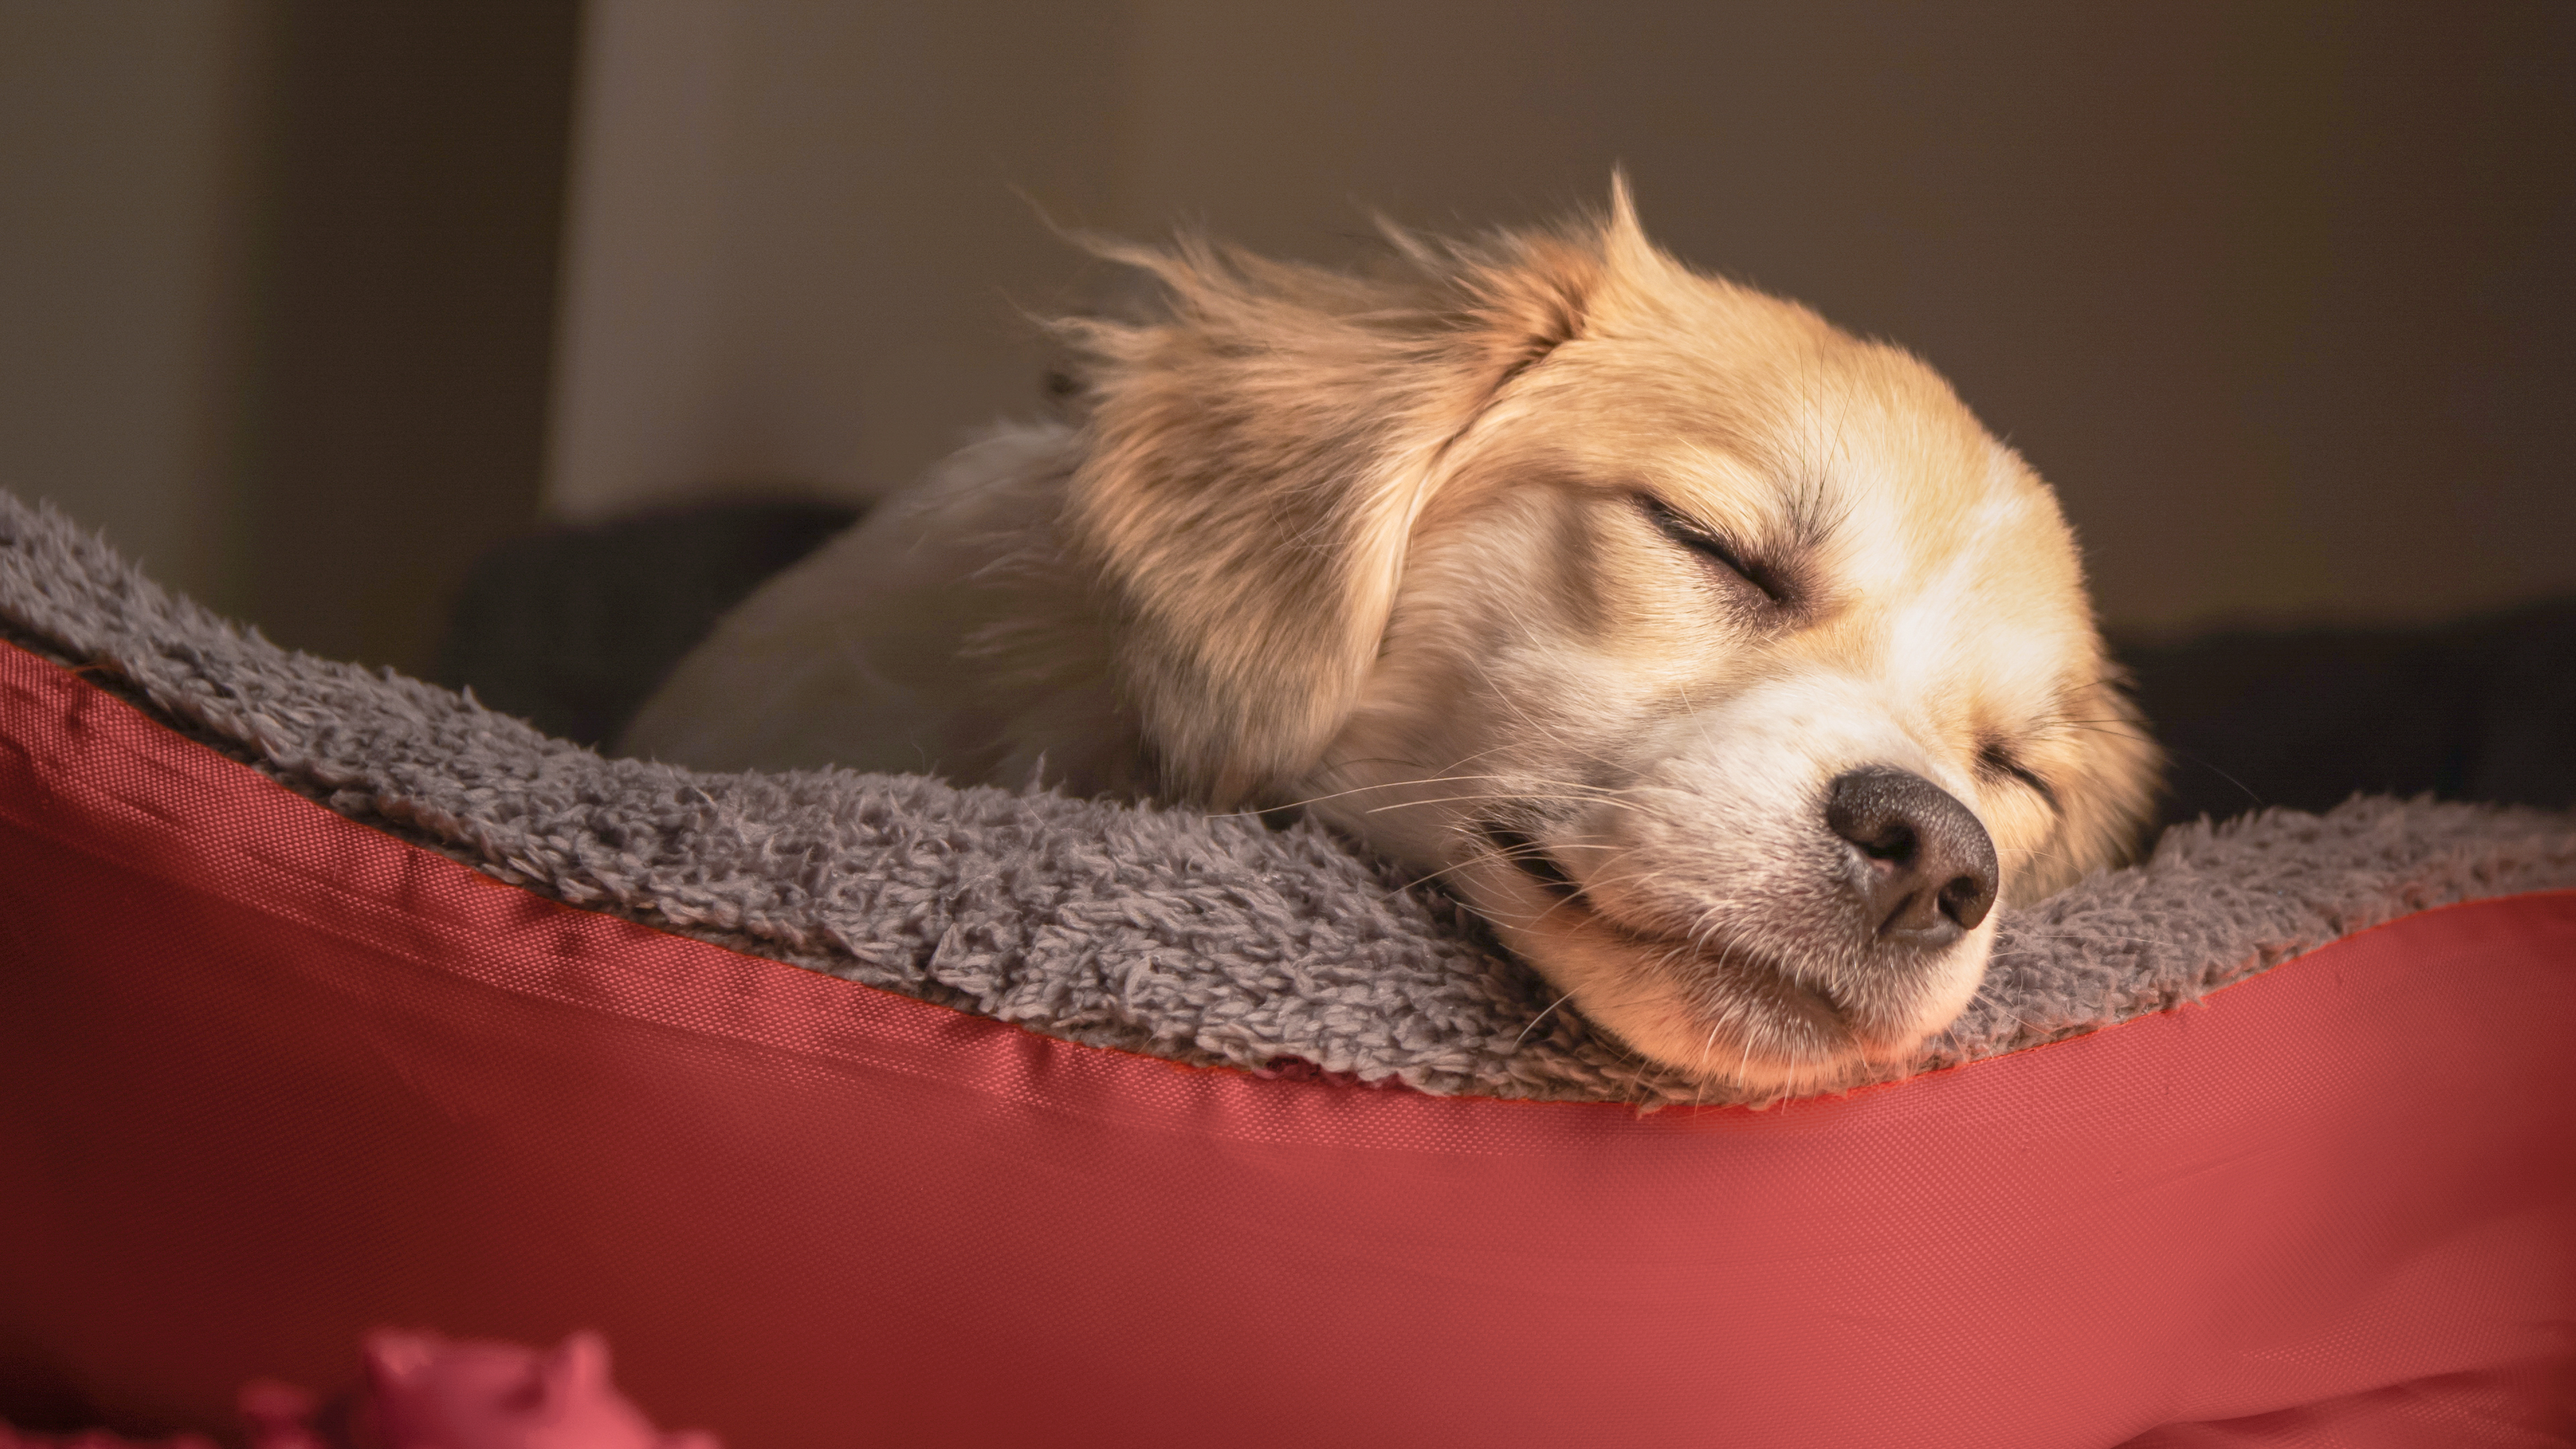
[621,182,2161,1095]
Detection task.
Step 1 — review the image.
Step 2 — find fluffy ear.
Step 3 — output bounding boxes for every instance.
[1057,199,1635,806]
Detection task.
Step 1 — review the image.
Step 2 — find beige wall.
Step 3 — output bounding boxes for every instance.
[1,1,579,675]
[543,1,1128,522]
[5,3,2569,663]
[549,1,2576,635]
[0,0,267,614]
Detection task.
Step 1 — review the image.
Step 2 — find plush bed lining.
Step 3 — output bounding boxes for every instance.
[5,490,2572,1107]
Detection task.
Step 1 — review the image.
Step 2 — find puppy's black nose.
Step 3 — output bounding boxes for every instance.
[1825,767,1999,949]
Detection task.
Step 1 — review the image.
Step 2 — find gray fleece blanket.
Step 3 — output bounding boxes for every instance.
[5,489,2573,1108]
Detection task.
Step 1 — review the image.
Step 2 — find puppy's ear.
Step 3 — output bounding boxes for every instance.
[1038,256,1177,421]
[1057,210,1622,805]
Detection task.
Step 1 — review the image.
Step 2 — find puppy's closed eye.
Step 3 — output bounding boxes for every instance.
[1977,740,2059,812]
[1638,495,1790,605]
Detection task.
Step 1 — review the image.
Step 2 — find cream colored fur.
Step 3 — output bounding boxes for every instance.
[622,184,2161,1093]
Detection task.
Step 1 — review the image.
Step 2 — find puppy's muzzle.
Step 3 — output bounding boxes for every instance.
[1825,767,1998,951]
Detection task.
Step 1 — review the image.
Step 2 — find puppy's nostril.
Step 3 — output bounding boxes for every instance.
[1825,767,1999,947]
[1936,871,1995,931]
[1851,820,1918,864]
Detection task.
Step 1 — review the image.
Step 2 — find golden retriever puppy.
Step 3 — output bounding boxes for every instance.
[621,184,2161,1095]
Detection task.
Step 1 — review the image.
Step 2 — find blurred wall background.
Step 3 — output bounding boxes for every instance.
[2,1,268,629]
[2,0,576,674]
[6,1,2573,678]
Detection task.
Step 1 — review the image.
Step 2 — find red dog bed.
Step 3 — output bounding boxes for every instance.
[5,640,2575,1446]
[5,482,2576,1446]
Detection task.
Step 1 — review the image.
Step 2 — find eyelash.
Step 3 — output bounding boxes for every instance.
[1640,497,1786,603]
[1978,743,2059,810]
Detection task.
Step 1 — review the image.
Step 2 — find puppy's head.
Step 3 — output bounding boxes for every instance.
[1059,184,2161,1094]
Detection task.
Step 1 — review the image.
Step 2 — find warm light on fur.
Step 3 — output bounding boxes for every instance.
[621,181,2163,1094]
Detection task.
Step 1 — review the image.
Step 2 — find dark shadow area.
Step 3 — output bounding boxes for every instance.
[2121,599,2576,828]
[232,0,581,676]
[0,1337,99,1438]
[435,500,860,748]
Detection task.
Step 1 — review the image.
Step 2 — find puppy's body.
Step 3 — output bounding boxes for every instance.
[623,189,2160,1094]
[623,423,1135,790]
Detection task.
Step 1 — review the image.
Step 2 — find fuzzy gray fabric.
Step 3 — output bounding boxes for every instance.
[5,488,2573,1108]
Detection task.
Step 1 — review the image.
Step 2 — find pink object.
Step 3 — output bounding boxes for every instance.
[3,639,2573,1447]
[4,1333,712,1449]
[354,1331,716,1449]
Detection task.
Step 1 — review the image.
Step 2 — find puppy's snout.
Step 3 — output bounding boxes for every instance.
[1825,767,1999,948]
